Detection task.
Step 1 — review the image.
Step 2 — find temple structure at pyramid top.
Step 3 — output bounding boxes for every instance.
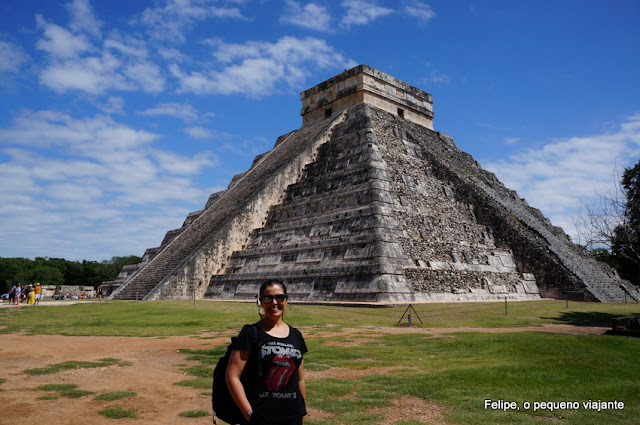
[105,64,638,303]
[300,64,434,129]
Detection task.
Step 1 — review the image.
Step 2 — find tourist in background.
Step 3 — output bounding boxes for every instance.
[8,284,16,304]
[35,283,42,304]
[13,283,21,305]
[28,283,36,304]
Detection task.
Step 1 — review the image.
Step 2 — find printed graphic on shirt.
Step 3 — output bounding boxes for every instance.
[266,353,295,391]
[261,341,302,393]
[261,341,303,359]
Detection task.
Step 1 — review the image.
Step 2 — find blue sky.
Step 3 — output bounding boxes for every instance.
[1,0,639,261]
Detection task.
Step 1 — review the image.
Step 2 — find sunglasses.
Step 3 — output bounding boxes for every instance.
[260,294,288,303]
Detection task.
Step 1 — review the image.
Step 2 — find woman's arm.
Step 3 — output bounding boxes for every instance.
[298,359,306,399]
[226,349,253,421]
[298,360,307,423]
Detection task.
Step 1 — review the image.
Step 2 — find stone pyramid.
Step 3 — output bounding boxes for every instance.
[107,65,637,303]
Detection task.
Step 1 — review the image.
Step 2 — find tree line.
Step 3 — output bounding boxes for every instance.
[0,256,141,294]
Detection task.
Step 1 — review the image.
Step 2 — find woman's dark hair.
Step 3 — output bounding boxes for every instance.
[259,279,287,297]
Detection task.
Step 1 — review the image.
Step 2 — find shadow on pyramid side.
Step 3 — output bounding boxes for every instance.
[106,65,638,303]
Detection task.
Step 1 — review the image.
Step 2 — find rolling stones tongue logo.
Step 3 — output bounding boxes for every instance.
[265,354,295,392]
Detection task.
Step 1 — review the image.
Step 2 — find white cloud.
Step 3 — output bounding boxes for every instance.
[281,0,332,32]
[140,0,249,43]
[99,96,125,114]
[0,41,28,73]
[0,110,157,150]
[403,1,436,22]
[36,8,165,95]
[104,35,149,58]
[426,69,450,85]
[40,56,121,94]
[153,151,218,174]
[41,49,163,95]
[217,135,272,157]
[340,0,393,28]
[122,61,165,92]
[157,47,192,63]
[184,126,215,139]
[171,36,355,96]
[36,15,92,58]
[66,0,103,38]
[0,110,218,260]
[483,113,640,236]
[138,102,201,123]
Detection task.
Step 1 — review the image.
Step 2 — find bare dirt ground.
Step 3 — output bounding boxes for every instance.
[0,323,608,425]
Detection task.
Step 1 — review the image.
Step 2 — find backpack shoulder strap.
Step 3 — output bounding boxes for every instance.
[250,323,265,376]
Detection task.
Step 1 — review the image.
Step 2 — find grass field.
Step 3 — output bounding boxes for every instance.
[2,298,639,336]
[1,299,639,425]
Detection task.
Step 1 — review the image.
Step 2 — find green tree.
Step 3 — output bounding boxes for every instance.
[576,160,640,284]
[0,257,32,293]
[0,255,140,292]
[63,260,85,286]
[612,161,640,283]
[102,256,141,280]
[26,265,65,286]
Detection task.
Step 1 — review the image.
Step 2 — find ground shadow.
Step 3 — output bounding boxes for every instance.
[541,311,640,327]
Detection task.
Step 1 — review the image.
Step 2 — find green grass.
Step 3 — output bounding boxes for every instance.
[98,407,139,419]
[24,358,130,375]
[173,348,220,389]
[333,332,640,425]
[178,347,226,365]
[1,299,639,337]
[0,300,256,336]
[36,394,59,400]
[174,377,212,390]
[178,410,211,417]
[395,422,431,425]
[37,383,94,398]
[94,391,137,401]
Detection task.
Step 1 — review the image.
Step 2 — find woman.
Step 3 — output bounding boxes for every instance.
[13,283,21,305]
[28,284,36,304]
[226,280,307,425]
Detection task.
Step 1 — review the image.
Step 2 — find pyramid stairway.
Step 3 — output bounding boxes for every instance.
[110,115,346,300]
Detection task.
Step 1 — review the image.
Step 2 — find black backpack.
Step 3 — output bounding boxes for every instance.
[212,325,259,424]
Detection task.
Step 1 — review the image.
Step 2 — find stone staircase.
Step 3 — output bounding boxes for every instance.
[470,176,639,302]
[110,115,345,300]
[206,105,415,301]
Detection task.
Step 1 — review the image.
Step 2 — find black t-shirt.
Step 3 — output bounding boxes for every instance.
[235,323,307,423]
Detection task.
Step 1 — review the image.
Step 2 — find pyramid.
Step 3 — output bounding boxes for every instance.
[107,65,638,303]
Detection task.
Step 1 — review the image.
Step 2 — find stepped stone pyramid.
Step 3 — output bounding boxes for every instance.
[106,65,638,303]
